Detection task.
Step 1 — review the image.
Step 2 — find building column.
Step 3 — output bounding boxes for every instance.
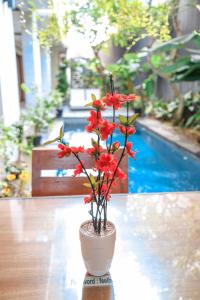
[51,45,61,89]
[41,48,51,96]
[22,12,42,107]
[0,0,20,125]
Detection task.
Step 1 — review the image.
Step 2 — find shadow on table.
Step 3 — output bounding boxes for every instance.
[82,272,115,300]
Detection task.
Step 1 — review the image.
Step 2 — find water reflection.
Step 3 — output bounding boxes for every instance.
[82,272,114,300]
[126,193,200,284]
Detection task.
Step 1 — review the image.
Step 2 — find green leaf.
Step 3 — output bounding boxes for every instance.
[152,32,199,53]
[172,63,200,81]
[20,83,30,94]
[84,101,93,107]
[193,31,200,48]
[150,55,161,68]
[91,138,97,146]
[89,174,96,186]
[43,136,60,146]
[128,114,139,125]
[160,57,191,74]
[59,125,64,139]
[143,77,155,97]
[83,182,91,188]
[124,53,138,62]
[107,64,120,74]
[91,94,96,101]
[185,115,195,127]
[119,115,128,125]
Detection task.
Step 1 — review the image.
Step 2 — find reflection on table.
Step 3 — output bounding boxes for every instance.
[0,192,200,300]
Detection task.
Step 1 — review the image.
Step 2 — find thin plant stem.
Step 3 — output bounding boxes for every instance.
[73,152,97,202]
[72,152,97,228]
[100,103,130,227]
[95,109,102,230]
[104,102,129,204]
[108,74,116,154]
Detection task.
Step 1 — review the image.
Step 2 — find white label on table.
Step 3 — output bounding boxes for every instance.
[83,273,113,287]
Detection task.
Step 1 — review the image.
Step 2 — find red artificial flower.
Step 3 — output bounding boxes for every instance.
[119,125,126,135]
[99,120,116,141]
[119,125,136,135]
[111,141,120,153]
[101,184,108,193]
[71,146,84,153]
[92,100,105,110]
[74,163,83,176]
[101,184,111,200]
[120,94,137,103]
[84,193,93,204]
[96,153,117,175]
[57,144,71,158]
[87,144,103,155]
[85,111,102,133]
[116,167,127,180]
[102,93,123,110]
[126,142,137,159]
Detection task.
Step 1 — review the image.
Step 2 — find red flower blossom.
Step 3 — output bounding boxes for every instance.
[57,144,71,158]
[102,93,123,110]
[100,120,116,141]
[120,94,137,103]
[101,184,111,200]
[87,144,103,155]
[84,193,93,204]
[85,111,102,133]
[71,146,84,153]
[112,141,120,152]
[116,167,127,180]
[74,163,83,176]
[119,125,126,135]
[92,100,105,110]
[126,142,137,159]
[119,125,136,135]
[96,153,117,175]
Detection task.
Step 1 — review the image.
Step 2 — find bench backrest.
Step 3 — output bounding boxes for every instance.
[32,148,128,196]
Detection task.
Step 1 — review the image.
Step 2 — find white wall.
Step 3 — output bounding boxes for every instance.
[0,1,20,125]
[21,12,42,107]
[51,45,61,89]
[21,11,55,106]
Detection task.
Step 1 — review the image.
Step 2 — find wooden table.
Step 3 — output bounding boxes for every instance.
[0,192,200,300]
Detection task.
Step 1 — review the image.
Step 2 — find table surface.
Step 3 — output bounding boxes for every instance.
[0,192,200,300]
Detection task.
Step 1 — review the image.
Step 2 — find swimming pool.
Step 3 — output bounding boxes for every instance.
[64,120,200,193]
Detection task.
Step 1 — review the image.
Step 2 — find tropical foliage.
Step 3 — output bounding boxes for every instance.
[146,92,200,130]
[0,164,29,198]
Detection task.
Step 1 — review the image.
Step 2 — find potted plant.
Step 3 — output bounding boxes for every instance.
[0,163,30,198]
[49,89,65,118]
[56,61,68,90]
[45,75,138,276]
[0,121,30,198]
[23,98,53,146]
[132,97,143,114]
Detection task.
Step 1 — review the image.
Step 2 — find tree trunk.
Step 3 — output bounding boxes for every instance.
[92,47,107,96]
[171,83,185,125]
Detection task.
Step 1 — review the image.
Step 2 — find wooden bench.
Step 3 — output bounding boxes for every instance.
[32,148,128,196]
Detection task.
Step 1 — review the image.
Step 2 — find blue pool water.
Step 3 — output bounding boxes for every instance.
[64,121,200,193]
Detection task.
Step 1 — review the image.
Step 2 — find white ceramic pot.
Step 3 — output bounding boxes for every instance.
[79,220,116,276]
